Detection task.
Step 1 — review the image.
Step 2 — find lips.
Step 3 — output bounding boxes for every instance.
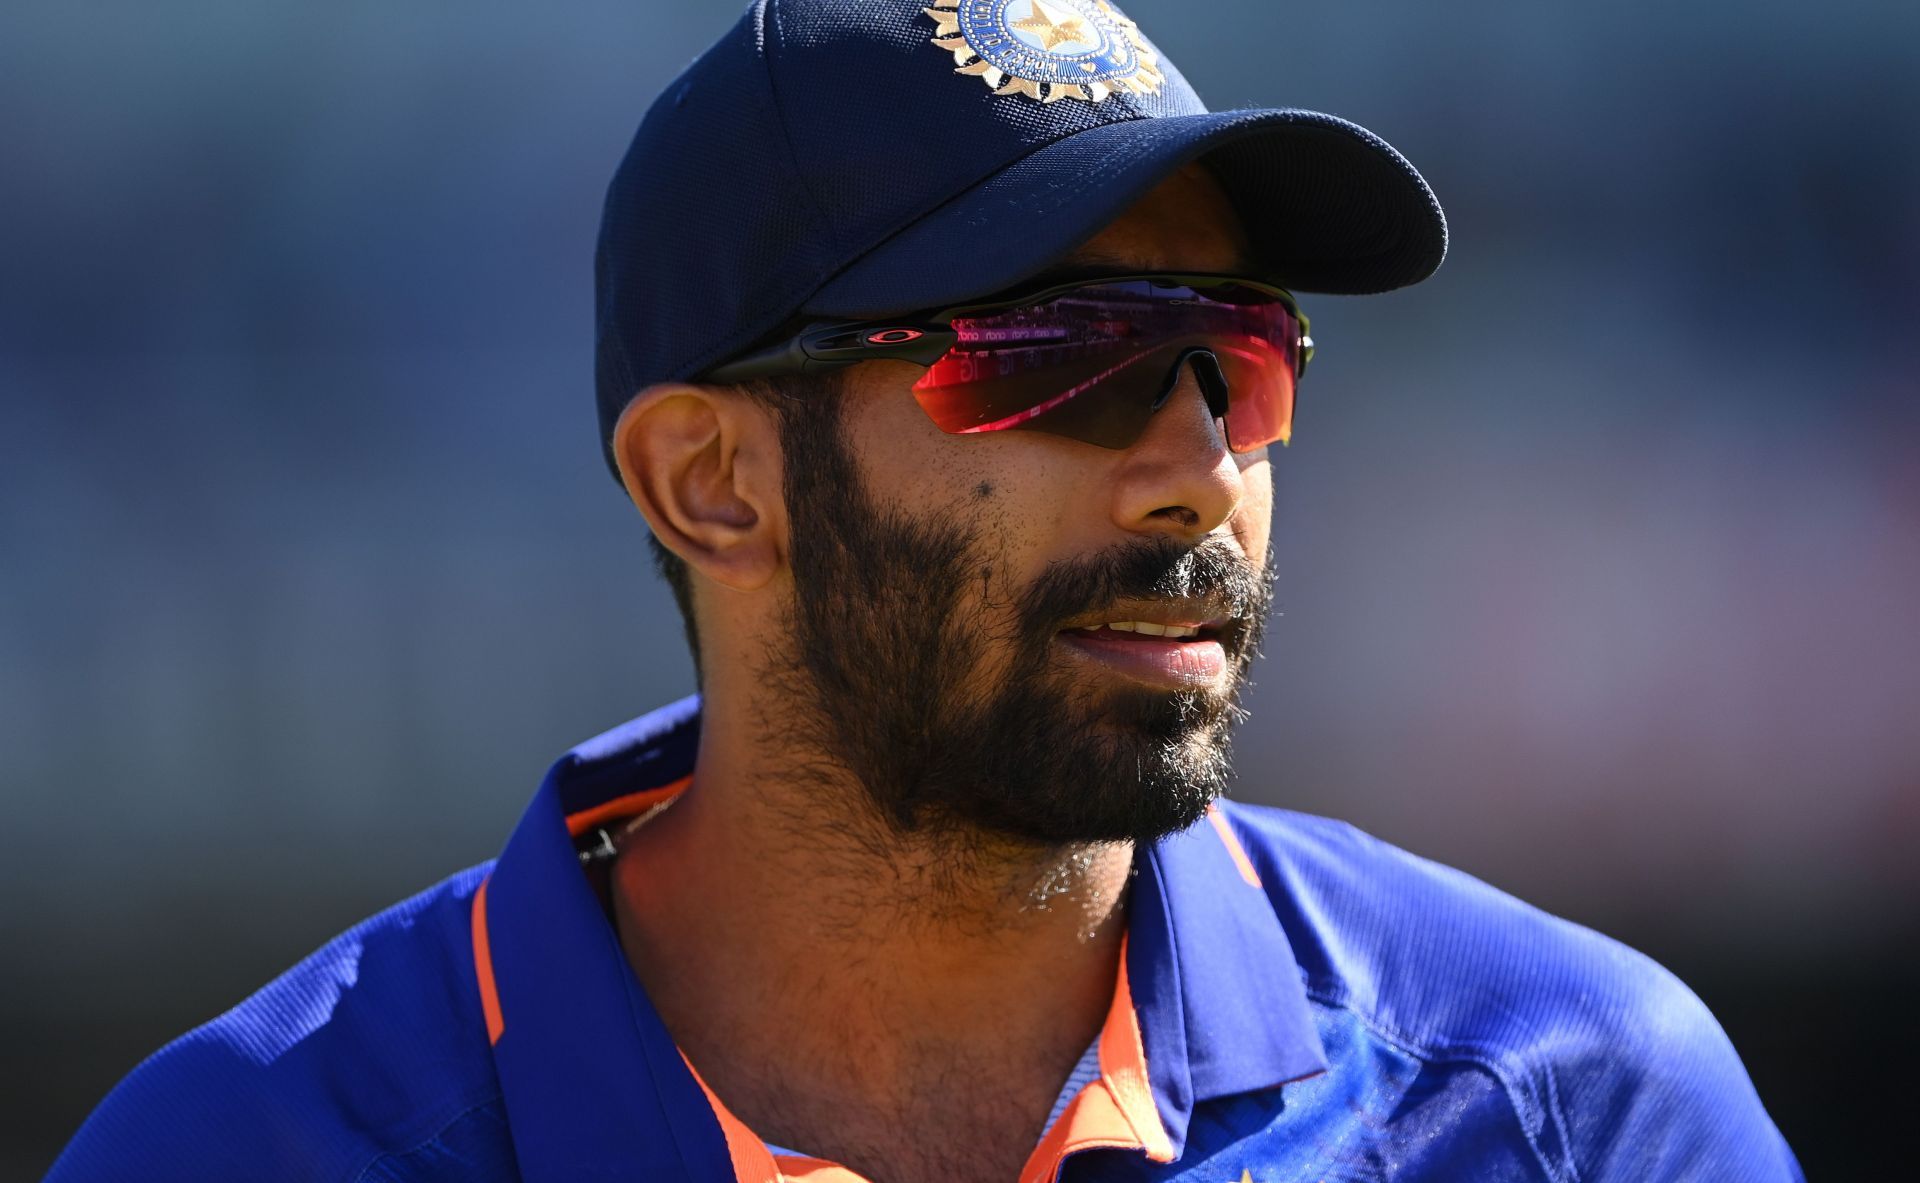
[1056,614,1233,689]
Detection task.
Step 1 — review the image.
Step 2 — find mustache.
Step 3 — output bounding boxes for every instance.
[1015,536,1274,655]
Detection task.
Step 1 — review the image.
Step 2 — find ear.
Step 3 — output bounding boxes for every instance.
[612,384,784,593]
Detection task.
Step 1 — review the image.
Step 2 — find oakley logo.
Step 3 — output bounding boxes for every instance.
[866,328,925,346]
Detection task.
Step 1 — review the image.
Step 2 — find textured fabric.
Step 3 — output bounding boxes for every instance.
[48,865,505,1183]
[592,0,1447,476]
[51,696,1802,1182]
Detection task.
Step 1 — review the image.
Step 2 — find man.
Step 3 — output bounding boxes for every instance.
[52,1,1801,1181]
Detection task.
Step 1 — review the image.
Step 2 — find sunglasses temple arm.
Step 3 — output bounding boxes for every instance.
[704,322,958,383]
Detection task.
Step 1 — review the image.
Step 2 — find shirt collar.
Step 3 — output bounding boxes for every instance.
[1127,807,1329,1156]
[471,696,1326,1181]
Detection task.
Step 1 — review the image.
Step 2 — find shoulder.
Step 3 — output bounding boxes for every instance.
[1213,802,1704,1052]
[49,864,514,1183]
[1214,801,1803,1182]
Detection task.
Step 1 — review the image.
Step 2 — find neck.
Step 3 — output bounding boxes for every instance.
[609,694,1131,1161]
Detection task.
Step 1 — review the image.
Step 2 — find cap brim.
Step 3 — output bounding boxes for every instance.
[801,108,1447,319]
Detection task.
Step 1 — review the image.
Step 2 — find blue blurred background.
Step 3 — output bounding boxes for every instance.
[3,0,1916,1176]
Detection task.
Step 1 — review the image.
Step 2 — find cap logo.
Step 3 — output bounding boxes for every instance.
[922,0,1164,103]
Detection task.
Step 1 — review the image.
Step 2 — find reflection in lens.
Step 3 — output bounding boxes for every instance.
[911,281,1299,452]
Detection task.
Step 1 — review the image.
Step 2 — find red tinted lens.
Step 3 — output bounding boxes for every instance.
[1212,332,1296,450]
[910,280,1298,453]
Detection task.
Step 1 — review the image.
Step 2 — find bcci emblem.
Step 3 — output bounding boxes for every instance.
[922,0,1166,103]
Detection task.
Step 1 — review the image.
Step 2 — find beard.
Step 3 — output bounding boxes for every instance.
[761,391,1275,848]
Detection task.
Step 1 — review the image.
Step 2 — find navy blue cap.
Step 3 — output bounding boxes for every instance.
[594,0,1447,467]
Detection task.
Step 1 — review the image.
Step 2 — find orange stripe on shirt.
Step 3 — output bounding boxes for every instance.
[564,775,693,837]
[470,877,505,1045]
[1207,802,1263,888]
[472,780,690,1049]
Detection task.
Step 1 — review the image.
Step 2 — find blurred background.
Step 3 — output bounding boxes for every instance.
[3,0,1915,1176]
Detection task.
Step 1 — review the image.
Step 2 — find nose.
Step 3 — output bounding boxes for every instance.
[1108,355,1248,540]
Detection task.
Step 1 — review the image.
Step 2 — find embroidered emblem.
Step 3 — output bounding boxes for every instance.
[921,0,1165,103]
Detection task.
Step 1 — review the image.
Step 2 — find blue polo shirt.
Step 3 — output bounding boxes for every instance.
[50,697,1803,1181]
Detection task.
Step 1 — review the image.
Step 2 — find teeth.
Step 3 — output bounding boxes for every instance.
[1083,621,1204,639]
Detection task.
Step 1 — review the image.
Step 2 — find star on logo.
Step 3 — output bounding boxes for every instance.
[1011,0,1090,51]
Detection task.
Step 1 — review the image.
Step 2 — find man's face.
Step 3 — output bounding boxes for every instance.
[763,167,1276,846]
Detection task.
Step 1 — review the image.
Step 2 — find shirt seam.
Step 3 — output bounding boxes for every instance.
[350,1091,506,1183]
[1302,982,1579,1183]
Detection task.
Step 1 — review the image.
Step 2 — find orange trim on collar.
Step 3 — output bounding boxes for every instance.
[673,936,1171,1183]
[1020,934,1176,1183]
[565,775,693,837]
[470,777,694,1049]
[682,1053,786,1183]
[682,1055,912,1183]
[769,1155,869,1183]
[1206,802,1263,888]
[493,769,1179,1181]
[470,877,505,1045]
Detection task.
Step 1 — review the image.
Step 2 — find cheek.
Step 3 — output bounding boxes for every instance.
[839,362,996,515]
[842,369,1087,560]
[1231,455,1275,565]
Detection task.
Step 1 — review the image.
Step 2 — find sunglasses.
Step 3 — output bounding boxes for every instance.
[705,273,1313,454]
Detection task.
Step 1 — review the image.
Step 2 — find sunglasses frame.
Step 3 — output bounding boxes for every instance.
[703,272,1314,388]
